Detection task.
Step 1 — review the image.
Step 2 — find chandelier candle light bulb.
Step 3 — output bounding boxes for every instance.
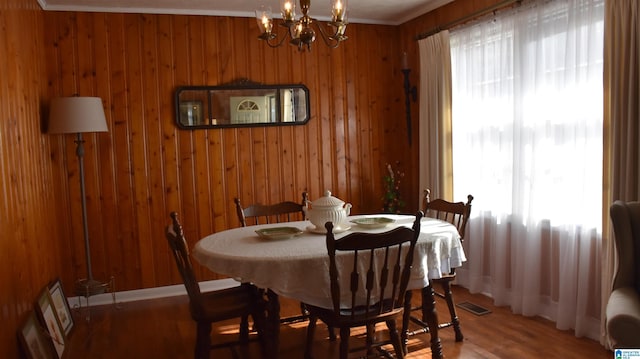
[256,6,274,37]
[294,23,303,39]
[262,15,273,33]
[332,0,345,22]
[282,0,295,21]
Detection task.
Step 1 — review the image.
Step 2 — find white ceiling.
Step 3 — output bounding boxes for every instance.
[37,0,454,26]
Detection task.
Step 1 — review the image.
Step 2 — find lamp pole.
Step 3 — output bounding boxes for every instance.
[75,133,92,281]
[74,132,108,297]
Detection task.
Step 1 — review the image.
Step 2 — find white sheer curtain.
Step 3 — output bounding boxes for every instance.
[450,0,604,339]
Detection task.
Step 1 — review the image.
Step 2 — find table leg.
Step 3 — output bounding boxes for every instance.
[265,289,280,359]
[421,284,443,359]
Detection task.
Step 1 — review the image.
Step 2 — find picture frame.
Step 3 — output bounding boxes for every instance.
[179,100,204,126]
[18,311,55,359]
[48,278,74,336]
[35,289,66,359]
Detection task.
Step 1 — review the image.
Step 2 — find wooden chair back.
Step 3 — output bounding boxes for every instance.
[422,189,473,240]
[234,191,309,227]
[165,212,266,357]
[325,211,423,323]
[404,190,474,344]
[165,212,204,319]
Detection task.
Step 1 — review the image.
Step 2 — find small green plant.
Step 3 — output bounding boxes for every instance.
[382,162,405,214]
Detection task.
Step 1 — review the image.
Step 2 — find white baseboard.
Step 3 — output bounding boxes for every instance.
[67,278,240,308]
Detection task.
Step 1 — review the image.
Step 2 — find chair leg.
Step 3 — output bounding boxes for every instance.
[298,302,335,340]
[402,290,412,355]
[304,315,318,359]
[251,303,268,357]
[300,302,309,316]
[440,280,464,342]
[239,314,249,345]
[339,327,350,359]
[195,322,212,359]
[366,324,376,356]
[387,319,404,359]
[265,289,281,359]
[328,325,337,341]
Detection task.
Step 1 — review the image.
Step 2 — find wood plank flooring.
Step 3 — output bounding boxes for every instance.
[65,286,612,358]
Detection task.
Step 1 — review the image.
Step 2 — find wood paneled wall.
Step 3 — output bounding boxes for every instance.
[42,12,416,293]
[0,1,67,358]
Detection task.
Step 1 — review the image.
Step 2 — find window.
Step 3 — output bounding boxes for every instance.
[449,0,604,339]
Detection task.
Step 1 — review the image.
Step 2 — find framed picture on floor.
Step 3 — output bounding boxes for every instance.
[48,278,74,336]
[18,311,55,359]
[35,289,66,359]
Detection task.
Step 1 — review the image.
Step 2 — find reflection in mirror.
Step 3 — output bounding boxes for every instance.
[175,83,309,129]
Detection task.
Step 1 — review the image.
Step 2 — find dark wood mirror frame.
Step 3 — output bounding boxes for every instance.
[175,81,310,129]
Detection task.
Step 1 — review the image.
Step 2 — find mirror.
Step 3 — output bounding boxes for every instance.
[175,82,310,129]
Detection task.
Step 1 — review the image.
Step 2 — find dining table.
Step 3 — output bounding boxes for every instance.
[192,214,465,359]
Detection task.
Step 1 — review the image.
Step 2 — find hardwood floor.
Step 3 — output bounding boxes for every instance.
[65,285,612,358]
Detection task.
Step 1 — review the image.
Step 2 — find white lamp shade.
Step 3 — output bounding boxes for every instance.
[48,97,108,134]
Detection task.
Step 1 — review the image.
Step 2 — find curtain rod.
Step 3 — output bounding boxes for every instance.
[415,0,521,40]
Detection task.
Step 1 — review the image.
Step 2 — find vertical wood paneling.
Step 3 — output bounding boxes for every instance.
[109,13,142,288]
[174,15,200,254]
[141,14,165,286]
[375,25,404,212]
[93,13,122,286]
[188,17,213,252]
[331,45,349,203]
[46,20,77,290]
[354,26,374,209]
[47,12,424,290]
[122,14,152,287]
[304,50,323,199]
[0,1,64,357]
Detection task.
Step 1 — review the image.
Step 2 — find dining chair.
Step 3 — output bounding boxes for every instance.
[165,212,266,359]
[304,211,424,359]
[234,191,309,227]
[405,189,473,343]
[234,191,316,326]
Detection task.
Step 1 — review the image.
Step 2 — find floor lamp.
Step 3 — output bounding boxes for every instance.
[48,97,110,299]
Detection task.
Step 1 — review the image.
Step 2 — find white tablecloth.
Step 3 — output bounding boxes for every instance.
[193,214,465,309]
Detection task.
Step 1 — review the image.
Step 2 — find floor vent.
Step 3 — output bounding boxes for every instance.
[456,301,491,316]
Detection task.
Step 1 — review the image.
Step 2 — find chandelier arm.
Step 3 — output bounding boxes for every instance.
[258,22,295,48]
[312,19,341,49]
[266,32,292,48]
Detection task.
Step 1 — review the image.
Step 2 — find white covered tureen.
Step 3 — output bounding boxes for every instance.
[304,190,352,232]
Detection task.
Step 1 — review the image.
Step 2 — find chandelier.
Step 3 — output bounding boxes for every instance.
[256,0,348,51]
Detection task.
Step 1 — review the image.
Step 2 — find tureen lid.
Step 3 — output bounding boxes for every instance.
[310,190,345,208]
